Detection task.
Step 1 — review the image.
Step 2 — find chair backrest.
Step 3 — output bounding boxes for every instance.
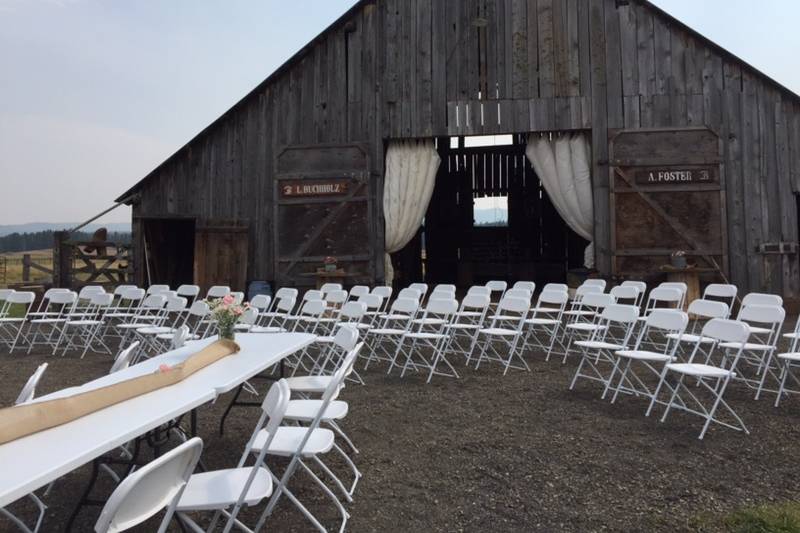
[425,297,459,315]
[408,283,429,297]
[621,280,646,292]
[206,286,231,299]
[7,291,35,316]
[512,281,535,293]
[249,294,271,311]
[397,287,422,301]
[348,285,370,299]
[78,285,106,300]
[738,304,785,339]
[140,294,167,310]
[580,292,615,310]
[110,341,140,374]
[241,307,259,326]
[94,437,203,533]
[390,297,419,315]
[461,293,490,311]
[740,292,783,309]
[15,363,48,405]
[610,285,639,303]
[146,284,171,296]
[686,299,729,320]
[274,287,298,301]
[503,288,532,302]
[176,285,200,299]
[434,284,456,293]
[90,292,115,308]
[302,290,324,302]
[299,299,327,317]
[574,284,604,299]
[646,287,683,305]
[171,325,190,349]
[542,283,568,293]
[485,281,507,299]
[333,324,360,352]
[537,289,569,307]
[320,283,343,294]
[120,287,146,302]
[494,296,530,328]
[659,282,688,294]
[326,290,348,305]
[49,291,77,306]
[703,283,737,300]
[358,294,383,311]
[429,288,456,301]
[339,301,367,321]
[186,300,210,318]
[275,296,296,313]
[599,303,640,325]
[582,279,607,290]
[371,286,393,300]
[644,308,689,333]
[230,292,245,305]
[165,296,188,313]
[701,318,751,344]
[467,286,491,297]
[113,285,137,297]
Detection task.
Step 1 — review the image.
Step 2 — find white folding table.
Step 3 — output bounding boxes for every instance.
[0,332,315,519]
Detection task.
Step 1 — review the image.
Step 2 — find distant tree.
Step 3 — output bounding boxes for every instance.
[0,230,131,253]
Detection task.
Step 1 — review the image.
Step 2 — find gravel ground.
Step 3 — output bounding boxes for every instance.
[1,337,799,532]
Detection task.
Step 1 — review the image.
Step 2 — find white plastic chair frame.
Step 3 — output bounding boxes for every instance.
[443,293,491,365]
[25,291,78,354]
[362,297,420,370]
[0,291,35,351]
[521,290,570,360]
[389,298,459,381]
[474,296,531,375]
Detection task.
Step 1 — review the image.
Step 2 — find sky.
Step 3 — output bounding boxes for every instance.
[0,0,798,225]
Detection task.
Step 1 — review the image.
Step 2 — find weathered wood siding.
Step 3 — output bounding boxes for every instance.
[131,0,800,296]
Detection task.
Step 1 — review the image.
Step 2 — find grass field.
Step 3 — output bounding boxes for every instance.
[0,249,53,287]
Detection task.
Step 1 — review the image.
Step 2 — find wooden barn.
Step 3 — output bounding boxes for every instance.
[117,0,800,301]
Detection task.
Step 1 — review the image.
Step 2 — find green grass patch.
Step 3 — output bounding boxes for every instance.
[721,503,800,533]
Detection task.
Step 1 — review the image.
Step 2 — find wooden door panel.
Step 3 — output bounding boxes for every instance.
[194,223,248,295]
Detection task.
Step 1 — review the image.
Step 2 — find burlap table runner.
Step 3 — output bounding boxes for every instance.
[0,339,240,445]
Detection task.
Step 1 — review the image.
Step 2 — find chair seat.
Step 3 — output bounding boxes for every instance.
[118,323,157,330]
[251,426,335,457]
[479,327,519,337]
[104,312,136,319]
[156,333,200,341]
[177,467,272,511]
[66,319,103,327]
[137,326,173,335]
[30,318,67,324]
[412,318,447,326]
[284,375,333,394]
[283,400,348,422]
[249,326,287,334]
[368,328,406,336]
[615,349,673,362]
[566,323,607,332]
[778,352,800,362]
[563,310,595,317]
[530,307,561,313]
[747,326,772,335]
[666,363,733,378]
[489,314,521,321]
[718,341,773,351]
[666,333,716,344]
[445,323,481,330]
[312,335,335,343]
[783,332,800,340]
[0,318,25,323]
[525,318,559,325]
[455,311,482,318]
[405,332,448,340]
[575,340,625,351]
[234,323,253,331]
[379,313,412,321]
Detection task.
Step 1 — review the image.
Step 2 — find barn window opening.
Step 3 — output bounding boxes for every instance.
[473,195,508,227]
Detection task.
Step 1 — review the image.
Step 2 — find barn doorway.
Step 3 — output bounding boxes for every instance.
[392,134,588,289]
[141,218,196,288]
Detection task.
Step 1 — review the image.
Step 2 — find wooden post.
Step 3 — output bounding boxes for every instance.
[52,231,72,288]
[22,254,30,282]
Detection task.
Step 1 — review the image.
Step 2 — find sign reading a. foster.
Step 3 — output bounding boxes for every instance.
[634,167,717,185]
[281,179,350,198]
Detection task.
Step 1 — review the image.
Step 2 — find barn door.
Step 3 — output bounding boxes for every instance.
[194,221,249,294]
[274,144,372,288]
[609,128,727,277]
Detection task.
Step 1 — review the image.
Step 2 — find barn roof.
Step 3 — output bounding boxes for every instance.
[116,0,800,203]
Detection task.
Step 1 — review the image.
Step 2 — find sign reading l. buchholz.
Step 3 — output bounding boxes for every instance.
[634,167,717,185]
[280,179,350,198]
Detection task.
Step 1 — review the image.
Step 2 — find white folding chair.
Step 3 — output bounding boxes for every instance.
[664,299,728,360]
[650,318,751,439]
[362,297,419,370]
[146,284,171,296]
[408,283,429,300]
[253,295,295,334]
[443,292,491,365]
[94,437,203,533]
[474,295,531,375]
[389,298,459,381]
[563,293,616,359]
[582,279,607,290]
[522,289,570,360]
[542,283,568,293]
[15,363,48,405]
[294,324,361,382]
[56,292,115,358]
[775,315,800,407]
[320,283,343,296]
[264,288,298,315]
[26,291,77,354]
[110,341,140,374]
[0,288,15,318]
[370,286,393,313]
[702,284,737,313]
[175,381,291,533]
[347,285,370,303]
[0,291,35,351]
[512,281,535,293]
[26,288,69,319]
[658,282,688,309]
[569,304,640,393]
[607,309,688,405]
[621,280,647,307]
[176,285,201,305]
[719,304,785,400]
[609,285,640,305]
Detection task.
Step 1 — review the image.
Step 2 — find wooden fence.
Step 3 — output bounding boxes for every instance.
[53,232,132,289]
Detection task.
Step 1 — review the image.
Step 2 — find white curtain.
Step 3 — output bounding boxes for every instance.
[525,133,595,268]
[383,139,441,284]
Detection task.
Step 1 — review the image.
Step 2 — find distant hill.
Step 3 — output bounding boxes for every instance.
[473,207,508,226]
[0,222,131,237]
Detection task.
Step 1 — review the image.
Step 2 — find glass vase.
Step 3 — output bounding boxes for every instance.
[218,323,236,341]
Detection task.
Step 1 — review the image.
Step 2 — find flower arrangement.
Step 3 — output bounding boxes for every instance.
[323,256,338,272]
[208,294,249,340]
[670,250,688,269]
